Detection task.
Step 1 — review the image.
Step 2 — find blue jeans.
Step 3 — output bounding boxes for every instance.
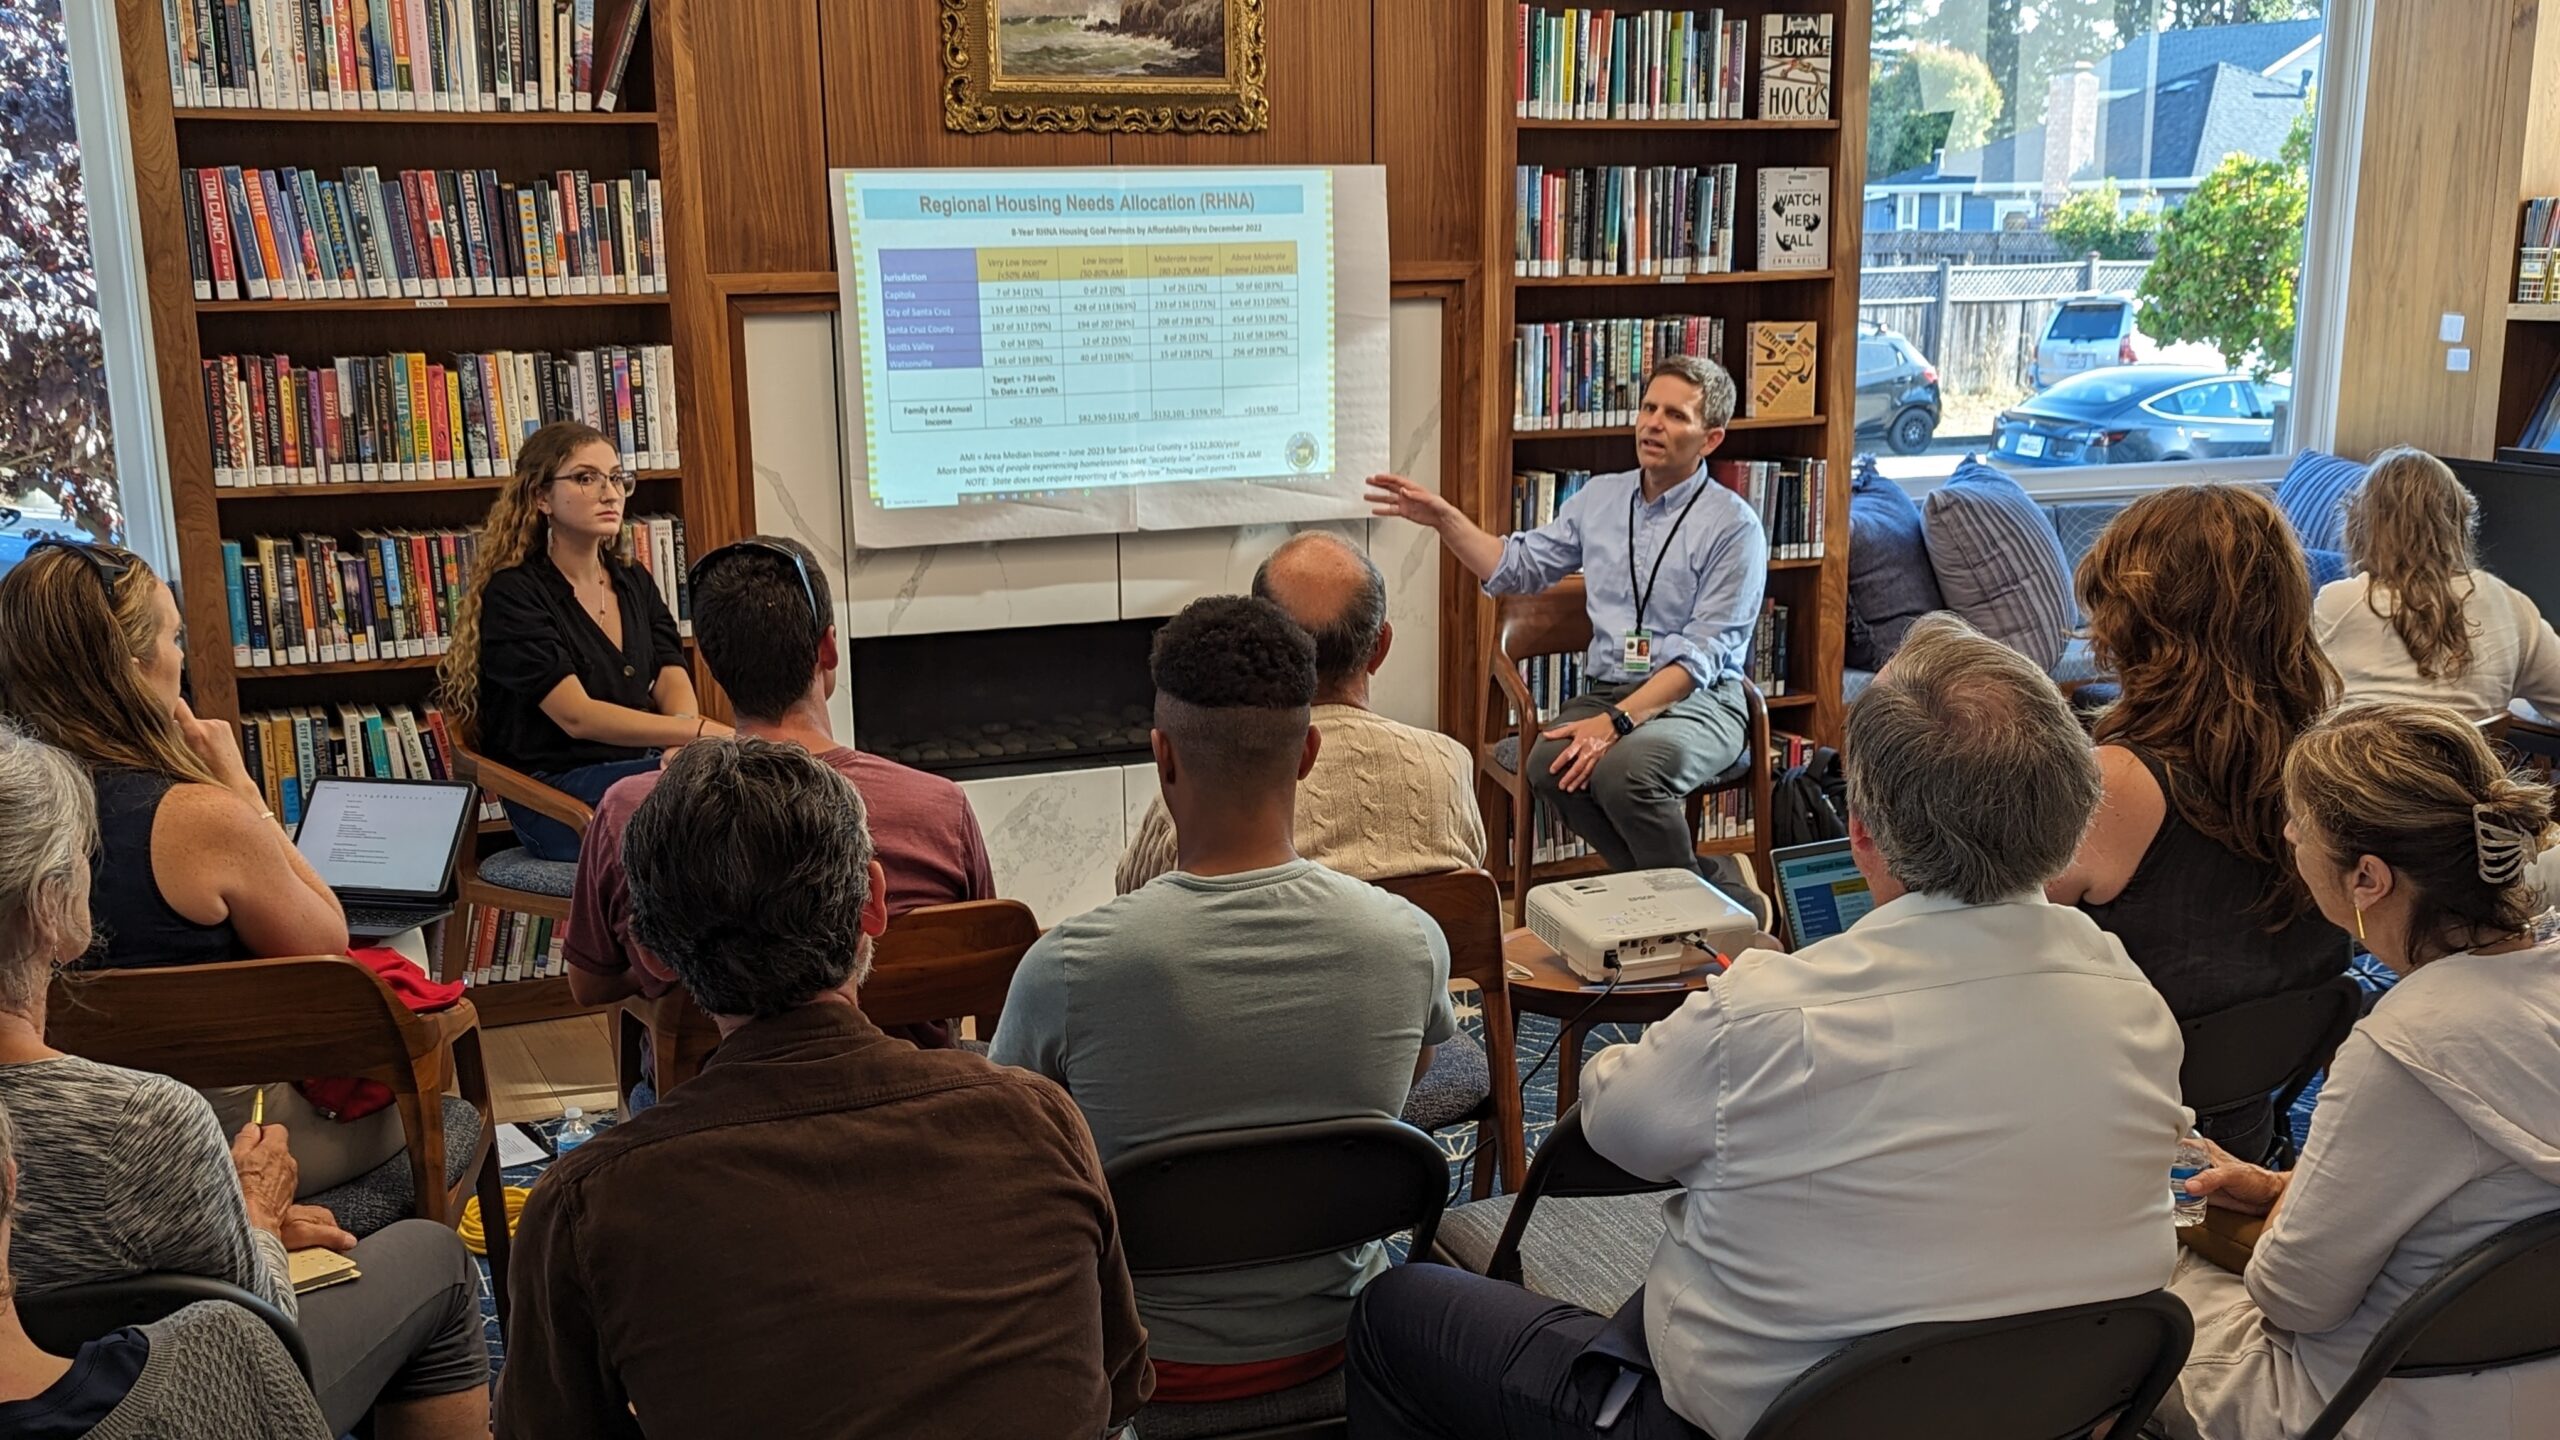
[505,755,660,862]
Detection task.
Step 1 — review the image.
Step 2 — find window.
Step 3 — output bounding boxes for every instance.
[0,0,131,569]
[1862,0,2334,486]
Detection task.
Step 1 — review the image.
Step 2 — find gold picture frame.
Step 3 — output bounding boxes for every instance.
[941,0,1269,135]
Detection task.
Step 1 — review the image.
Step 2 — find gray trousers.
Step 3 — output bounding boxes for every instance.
[1528,676,1747,874]
[303,1218,491,1431]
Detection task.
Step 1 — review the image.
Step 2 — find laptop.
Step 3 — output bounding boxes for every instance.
[1772,838,1876,950]
[292,777,478,941]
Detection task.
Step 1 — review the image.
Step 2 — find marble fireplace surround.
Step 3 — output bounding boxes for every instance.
[741,298,1450,925]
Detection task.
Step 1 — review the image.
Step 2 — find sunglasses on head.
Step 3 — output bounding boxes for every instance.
[686,539,822,627]
[28,538,133,604]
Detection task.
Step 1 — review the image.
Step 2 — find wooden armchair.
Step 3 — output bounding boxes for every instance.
[1378,869,1525,1198]
[862,899,1043,1040]
[613,986,721,1113]
[446,747,595,1026]
[1475,577,1775,923]
[44,956,513,1328]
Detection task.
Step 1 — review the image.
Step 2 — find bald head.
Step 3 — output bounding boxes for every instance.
[1252,531,1388,692]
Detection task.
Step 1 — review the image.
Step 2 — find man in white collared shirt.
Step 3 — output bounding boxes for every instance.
[1345,614,2188,1440]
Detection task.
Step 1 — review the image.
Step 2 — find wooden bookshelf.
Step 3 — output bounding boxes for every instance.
[1480,0,1867,886]
[111,1,713,1026]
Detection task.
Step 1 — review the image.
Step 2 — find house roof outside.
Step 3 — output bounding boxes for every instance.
[1871,19,2322,193]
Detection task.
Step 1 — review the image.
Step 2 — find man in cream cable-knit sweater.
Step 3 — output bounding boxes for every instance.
[1116,531,1485,893]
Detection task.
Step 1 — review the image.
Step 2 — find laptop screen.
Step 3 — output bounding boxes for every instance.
[1774,839,1875,948]
[293,778,475,900]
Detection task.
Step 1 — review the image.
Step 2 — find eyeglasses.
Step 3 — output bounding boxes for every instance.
[28,538,133,604]
[552,467,639,497]
[687,539,822,626]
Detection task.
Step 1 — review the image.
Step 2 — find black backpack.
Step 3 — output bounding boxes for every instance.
[1769,745,1848,849]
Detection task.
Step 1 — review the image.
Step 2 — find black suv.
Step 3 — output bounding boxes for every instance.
[1854,322,1943,455]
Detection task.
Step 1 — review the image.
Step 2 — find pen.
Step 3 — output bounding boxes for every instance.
[251,1086,265,1127]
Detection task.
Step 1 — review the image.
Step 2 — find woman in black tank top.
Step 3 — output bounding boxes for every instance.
[2052,486,2350,1162]
[0,544,348,965]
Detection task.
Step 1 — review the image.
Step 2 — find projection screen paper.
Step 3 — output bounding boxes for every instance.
[831,165,1390,549]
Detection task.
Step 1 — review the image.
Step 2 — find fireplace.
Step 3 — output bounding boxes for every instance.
[849,617,1166,781]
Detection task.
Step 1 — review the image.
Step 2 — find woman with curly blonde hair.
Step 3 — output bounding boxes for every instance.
[440,421,725,860]
[2050,484,2348,1161]
[2313,446,2560,722]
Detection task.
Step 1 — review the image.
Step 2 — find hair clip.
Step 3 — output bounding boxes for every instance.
[2473,803,2541,887]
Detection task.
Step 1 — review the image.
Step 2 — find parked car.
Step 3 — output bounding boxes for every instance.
[1854,322,1942,455]
[2032,293,2149,388]
[1990,365,2286,467]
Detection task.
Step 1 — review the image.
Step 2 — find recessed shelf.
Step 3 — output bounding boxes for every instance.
[197,294,668,314]
[1516,117,1840,132]
[1512,268,1836,288]
[1512,416,1827,440]
[173,107,657,127]
[214,469,680,500]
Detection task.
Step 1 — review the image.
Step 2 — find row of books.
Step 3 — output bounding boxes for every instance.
[1514,163,1738,277]
[1514,314,1726,430]
[183,164,667,302]
[203,345,679,487]
[238,700,483,827]
[223,528,478,667]
[221,514,687,667]
[1712,458,1827,560]
[1507,459,1826,560]
[2517,197,2560,303]
[1515,10,1834,122]
[1513,7,1755,121]
[459,906,570,988]
[161,0,651,112]
[1746,599,1793,696]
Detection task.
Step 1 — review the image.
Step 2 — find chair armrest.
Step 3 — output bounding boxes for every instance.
[462,751,593,834]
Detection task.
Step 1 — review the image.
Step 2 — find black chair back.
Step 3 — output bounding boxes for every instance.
[2179,974,2361,1153]
[19,1272,314,1385]
[1481,1104,1677,1284]
[2298,1208,2560,1440]
[1106,1117,1449,1276]
[1743,1290,2193,1440]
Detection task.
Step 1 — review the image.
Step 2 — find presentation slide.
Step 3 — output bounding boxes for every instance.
[831,165,1390,549]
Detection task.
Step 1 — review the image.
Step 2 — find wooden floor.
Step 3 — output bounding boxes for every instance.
[485,1012,619,1125]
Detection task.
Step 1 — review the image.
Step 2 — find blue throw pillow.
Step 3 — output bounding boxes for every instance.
[2276,450,2368,555]
[1920,457,2078,673]
[1844,461,1944,671]
[2302,546,2350,589]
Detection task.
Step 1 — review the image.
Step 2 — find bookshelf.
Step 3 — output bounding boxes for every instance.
[1482,0,1867,884]
[113,0,706,1026]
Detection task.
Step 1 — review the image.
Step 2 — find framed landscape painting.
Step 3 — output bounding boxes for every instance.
[940,0,1269,134]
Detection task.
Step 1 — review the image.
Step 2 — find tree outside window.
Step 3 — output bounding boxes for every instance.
[0,0,122,546]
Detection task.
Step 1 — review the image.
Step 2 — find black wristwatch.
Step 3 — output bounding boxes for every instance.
[1604,704,1636,737]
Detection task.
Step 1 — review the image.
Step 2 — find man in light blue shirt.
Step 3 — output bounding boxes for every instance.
[1369,355,1767,873]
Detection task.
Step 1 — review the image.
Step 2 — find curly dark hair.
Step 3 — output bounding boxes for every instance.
[1150,595,1317,710]
[1149,596,1316,791]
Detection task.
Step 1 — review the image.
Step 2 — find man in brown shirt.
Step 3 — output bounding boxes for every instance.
[495,738,1151,1439]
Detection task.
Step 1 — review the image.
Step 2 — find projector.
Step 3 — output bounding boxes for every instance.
[1527,869,1760,983]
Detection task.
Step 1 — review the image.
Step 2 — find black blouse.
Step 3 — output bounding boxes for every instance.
[475,549,685,775]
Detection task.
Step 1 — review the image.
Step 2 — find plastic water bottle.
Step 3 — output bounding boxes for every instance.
[555,1106,595,1158]
[2171,1138,2210,1227]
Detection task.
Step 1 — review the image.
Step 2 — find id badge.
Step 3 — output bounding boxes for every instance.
[1621,629,1654,674]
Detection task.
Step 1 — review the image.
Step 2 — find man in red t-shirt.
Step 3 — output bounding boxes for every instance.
[565,536,995,1029]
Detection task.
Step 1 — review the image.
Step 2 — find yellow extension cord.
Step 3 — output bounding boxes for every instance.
[459,1186,531,1256]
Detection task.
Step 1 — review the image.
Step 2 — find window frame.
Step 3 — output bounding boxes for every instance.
[57,0,175,573]
[1890,0,2369,502]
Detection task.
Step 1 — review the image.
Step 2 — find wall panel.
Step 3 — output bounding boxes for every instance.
[684,0,831,275]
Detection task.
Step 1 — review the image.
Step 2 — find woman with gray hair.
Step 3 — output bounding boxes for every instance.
[0,725,491,1439]
[0,1092,329,1436]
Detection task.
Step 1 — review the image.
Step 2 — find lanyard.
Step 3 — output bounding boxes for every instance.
[1628,471,1712,634]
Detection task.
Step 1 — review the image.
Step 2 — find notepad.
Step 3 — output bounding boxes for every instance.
[288,1247,362,1295]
